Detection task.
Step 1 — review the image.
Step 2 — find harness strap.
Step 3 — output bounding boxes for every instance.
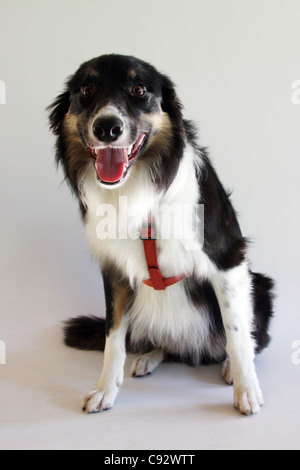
[140,220,186,291]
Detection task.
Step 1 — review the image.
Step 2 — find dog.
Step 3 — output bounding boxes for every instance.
[48,54,274,415]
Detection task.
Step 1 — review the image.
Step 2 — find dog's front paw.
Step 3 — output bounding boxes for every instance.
[233,379,264,416]
[82,387,119,414]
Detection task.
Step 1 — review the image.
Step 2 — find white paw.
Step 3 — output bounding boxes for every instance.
[222,358,234,385]
[82,387,119,414]
[131,350,164,377]
[233,379,264,416]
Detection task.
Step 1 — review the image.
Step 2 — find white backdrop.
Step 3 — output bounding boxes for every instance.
[0,0,299,450]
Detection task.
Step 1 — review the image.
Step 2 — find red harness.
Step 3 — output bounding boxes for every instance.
[140,220,186,291]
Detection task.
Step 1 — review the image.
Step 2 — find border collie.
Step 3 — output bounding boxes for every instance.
[48,54,274,415]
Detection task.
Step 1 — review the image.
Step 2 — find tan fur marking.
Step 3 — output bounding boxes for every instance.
[154,111,172,134]
[63,113,85,153]
[128,68,137,80]
[145,110,172,133]
[64,112,80,134]
[112,287,128,331]
[89,68,98,78]
[62,112,90,185]
[63,113,85,150]
[142,112,173,159]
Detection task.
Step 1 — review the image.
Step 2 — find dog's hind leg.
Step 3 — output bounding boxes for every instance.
[221,271,274,387]
[131,350,164,377]
[212,262,264,415]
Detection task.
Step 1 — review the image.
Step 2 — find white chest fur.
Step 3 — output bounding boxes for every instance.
[80,146,219,356]
[81,146,213,282]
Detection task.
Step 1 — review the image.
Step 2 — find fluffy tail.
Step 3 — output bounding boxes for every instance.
[251,272,275,354]
[63,315,106,351]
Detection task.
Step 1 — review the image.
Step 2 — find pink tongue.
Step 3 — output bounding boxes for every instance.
[95,148,128,183]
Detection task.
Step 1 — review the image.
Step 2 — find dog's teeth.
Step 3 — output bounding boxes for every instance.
[128,145,133,155]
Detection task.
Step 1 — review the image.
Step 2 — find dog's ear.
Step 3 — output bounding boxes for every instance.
[47,87,71,135]
[161,75,184,128]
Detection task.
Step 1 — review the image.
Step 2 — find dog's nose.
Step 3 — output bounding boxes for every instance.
[93,116,124,142]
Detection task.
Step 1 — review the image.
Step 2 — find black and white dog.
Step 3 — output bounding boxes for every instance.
[48,54,274,415]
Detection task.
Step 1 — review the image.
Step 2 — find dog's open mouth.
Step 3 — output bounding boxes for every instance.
[87,133,148,185]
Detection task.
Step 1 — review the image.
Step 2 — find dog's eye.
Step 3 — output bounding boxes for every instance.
[131,85,147,97]
[81,85,96,97]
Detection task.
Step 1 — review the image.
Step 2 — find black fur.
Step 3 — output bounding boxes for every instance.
[64,315,106,351]
[251,272,275,353]
[199,154,248,270]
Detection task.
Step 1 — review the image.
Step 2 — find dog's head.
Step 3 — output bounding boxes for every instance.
[48,54,185,191]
